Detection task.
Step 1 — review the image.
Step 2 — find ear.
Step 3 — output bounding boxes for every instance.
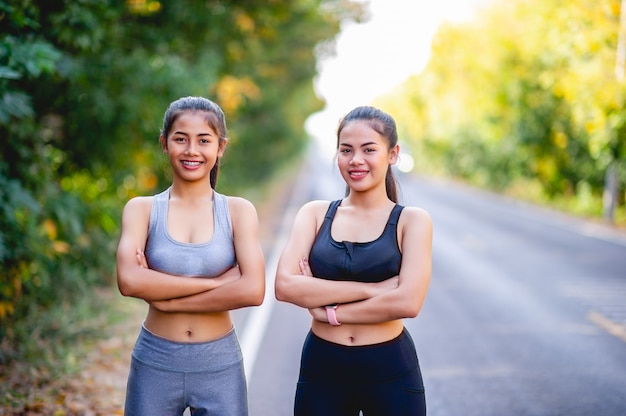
[217,138,227,158]
[389,144,400,165]
[159,135,168,154]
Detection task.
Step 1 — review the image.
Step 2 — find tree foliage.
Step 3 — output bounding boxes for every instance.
[378,0,626,219]
[0,0,363,383]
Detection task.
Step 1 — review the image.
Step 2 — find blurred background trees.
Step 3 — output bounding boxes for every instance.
[0,0,363,384]
[2,0,626,408]
[377,0,626,222]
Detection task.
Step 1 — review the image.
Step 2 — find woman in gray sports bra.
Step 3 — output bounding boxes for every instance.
[275,106,433,415]
[116,96,265,415]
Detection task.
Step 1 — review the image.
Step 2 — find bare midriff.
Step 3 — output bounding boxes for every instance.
[311,319,404,346]
[144,307,233,343]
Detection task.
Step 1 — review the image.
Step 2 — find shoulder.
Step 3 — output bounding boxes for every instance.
[122,195,153,216]
[298,200,332,217]
[399,206,431,221]
[398,206,432,232]
[120,196,154,235]
[292,200,333,224]
[224,195,258,218]
[225,195,256,210]
[290,200,334,233]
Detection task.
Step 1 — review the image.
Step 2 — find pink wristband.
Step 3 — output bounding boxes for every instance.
[325,304,341,326]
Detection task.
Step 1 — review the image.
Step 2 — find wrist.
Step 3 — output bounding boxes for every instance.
[325,304,341,326]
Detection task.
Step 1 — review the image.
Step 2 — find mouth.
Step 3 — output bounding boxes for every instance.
[348,169,368,178]
[181,160,203,168]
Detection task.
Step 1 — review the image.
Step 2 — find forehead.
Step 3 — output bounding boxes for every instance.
[338,121,385,144]
[170,111,217,132]
[172,111,210,125]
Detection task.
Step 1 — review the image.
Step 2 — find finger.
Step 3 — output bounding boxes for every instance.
[300,258,313,276]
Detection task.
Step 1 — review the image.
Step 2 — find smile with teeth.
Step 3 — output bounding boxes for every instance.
[349,170,368,178]
[182,160,203,167]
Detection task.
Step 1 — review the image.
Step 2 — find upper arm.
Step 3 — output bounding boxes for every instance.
[116,197,151,288]
[228,197,265,277]
[397,207,433,310]
[275,201,327,278]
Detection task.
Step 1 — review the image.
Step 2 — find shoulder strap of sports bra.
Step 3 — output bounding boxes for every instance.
[148,187,170,233]
[212,191,233,237]
[387,204,404,226]
[325,200,342,220]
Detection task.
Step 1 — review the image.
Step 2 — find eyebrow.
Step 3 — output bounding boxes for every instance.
[339,141,379,147]
[173,131,214,137]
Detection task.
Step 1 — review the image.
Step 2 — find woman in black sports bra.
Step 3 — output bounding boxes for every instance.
[275,106,432,415]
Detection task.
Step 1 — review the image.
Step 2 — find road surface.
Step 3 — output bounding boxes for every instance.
[236,147,626,416]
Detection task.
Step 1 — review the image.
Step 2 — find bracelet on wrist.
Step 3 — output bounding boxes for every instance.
[325,304,341,326]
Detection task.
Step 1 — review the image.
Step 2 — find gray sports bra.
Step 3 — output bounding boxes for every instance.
[145,187,237,277]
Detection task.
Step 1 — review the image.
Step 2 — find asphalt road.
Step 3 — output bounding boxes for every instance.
[235,148,626,416]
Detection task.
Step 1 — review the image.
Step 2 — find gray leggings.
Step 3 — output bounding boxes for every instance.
[124,325,248,416]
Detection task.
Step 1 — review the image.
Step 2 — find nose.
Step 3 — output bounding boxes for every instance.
[185,141,199,155]
[349,151,363,165]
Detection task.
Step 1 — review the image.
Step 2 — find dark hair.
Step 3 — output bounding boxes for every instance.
[336,106,399,202]
[160,96,228,188]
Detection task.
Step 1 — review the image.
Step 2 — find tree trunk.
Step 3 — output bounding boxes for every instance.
[603,162,618,223]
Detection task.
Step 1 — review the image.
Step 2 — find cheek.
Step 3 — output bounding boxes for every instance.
[336,155,350,168]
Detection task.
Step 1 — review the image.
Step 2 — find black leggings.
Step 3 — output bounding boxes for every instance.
[294,328,426,416]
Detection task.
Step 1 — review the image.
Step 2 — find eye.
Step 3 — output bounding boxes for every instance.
[174,136,186,143]
[339,148,351,154]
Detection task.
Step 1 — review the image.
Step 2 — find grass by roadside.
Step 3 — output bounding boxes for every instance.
[0,289,143,416]
[0,160,301,416]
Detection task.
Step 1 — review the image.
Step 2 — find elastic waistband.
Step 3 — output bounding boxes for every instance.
[131,325,242,373]
[309,329,405,350]
[300,328,419,382]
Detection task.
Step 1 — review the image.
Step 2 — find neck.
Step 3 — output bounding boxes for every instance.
[169,177,214,200]
[343,187,392,210]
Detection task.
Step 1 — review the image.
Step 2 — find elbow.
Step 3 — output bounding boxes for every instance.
[403,305,421,319]
[274,274,314,308]
[117,279,136,298]
[117,281,134,298]
[393,282,429,319]
[274,286,286,303]
[274,277,291,303]
[245,275,265,307]
[117,270,139,298]
[395,298,422,319]
[249,286,265,306]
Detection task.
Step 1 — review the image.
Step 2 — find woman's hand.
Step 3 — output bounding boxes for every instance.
[299,257,312,277]
[136,249,149,268]
[301,258,327,322]
[308,306,327,322]
[149,298,170,311]
[373,275,399,295]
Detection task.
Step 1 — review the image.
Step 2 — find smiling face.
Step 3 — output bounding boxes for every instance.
[337,120,398,195]
[160,110,226,184]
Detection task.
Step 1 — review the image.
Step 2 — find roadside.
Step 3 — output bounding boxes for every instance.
[3,164,300,416]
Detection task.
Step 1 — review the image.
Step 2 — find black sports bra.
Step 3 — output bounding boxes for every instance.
[308,200,404,283]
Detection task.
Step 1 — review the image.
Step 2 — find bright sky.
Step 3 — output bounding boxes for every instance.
[306,0,488,155]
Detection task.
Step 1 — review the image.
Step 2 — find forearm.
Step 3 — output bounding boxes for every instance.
[152,273,264,313]
[328,287,425,325]
[275,273,378,309]
[117,268,218,301]
[118,262,242,301]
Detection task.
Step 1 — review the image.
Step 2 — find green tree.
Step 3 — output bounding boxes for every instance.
[0,1,364,403]
[380,0,625,220]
